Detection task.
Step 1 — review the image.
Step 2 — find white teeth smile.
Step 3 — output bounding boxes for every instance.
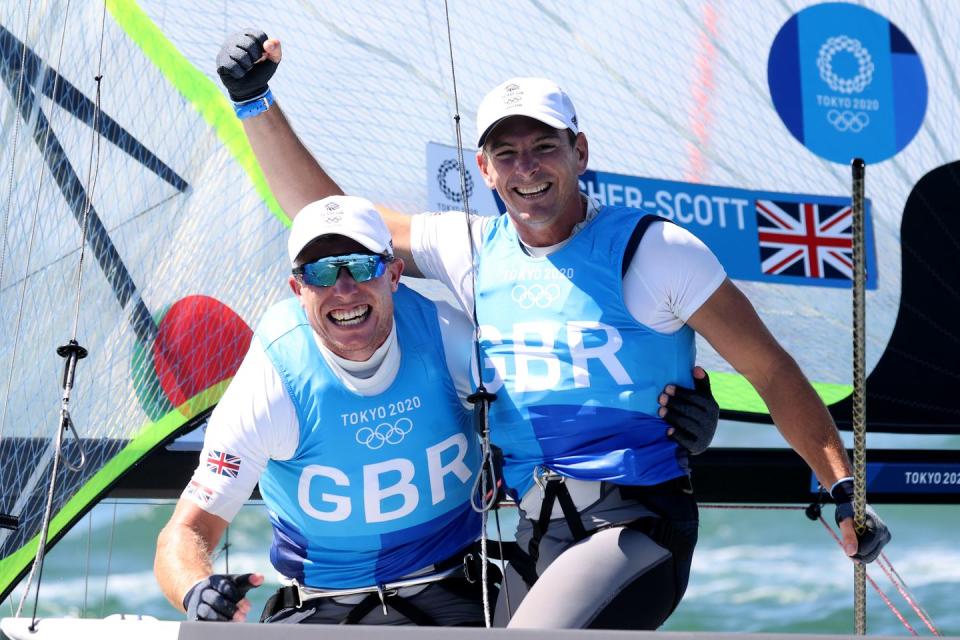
[329,305,370,326]
[516,183,549,196]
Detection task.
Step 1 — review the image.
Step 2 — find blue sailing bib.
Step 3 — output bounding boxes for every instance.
[255,286,479,588]
[476,207,695,496]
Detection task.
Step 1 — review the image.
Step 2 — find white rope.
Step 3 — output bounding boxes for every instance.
[100,500,119,618]
[0,0,34,305]
[70,0,108,340]
[440,0,504,627]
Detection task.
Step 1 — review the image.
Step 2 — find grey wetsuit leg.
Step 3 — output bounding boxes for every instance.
[506,525,671,629]
[493,562,530,627]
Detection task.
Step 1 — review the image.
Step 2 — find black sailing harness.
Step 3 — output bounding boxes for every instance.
[260,541,501,624]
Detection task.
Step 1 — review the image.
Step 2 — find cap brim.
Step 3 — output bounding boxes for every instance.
[477,111,570,147]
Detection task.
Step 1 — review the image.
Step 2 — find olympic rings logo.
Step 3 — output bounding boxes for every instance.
[511,283,561,309]
[355,418,414,450]
[827,109,870,133]
[437,159,474,202]
[817,36,874,94]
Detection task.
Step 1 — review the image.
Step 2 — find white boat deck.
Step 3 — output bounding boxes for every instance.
[3,617,959,640]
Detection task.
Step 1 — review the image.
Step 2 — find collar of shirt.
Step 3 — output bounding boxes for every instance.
[520,194,601,258]
[311,324,400,395]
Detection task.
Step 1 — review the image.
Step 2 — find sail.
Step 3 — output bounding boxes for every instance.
[135,0,957,426]
[0,0,287,601]
[1,0,958,603]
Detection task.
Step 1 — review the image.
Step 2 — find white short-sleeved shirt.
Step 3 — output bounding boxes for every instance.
[410,197,727,333]
[183,299,475,522]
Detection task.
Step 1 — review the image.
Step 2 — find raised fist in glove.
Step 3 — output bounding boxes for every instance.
[216,30,280,102]
[183,572,263,622]
[831,478,892,563]
[659,366,720,455]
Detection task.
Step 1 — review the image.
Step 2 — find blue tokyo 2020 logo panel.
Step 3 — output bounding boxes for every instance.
[768,2,927,165]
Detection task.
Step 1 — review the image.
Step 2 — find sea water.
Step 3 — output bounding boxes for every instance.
[3,426,959,634]
[3,499,958,634]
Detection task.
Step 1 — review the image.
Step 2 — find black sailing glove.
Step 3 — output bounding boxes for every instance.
[216,30,278,102]
[662,369,719,456]
[183,573,258,621]
[830,478,892,563]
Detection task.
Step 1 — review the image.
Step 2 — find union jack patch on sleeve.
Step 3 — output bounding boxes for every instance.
[205,450,242,478]
[186,480,213,504]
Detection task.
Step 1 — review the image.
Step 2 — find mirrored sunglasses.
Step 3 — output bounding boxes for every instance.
[293,253,389,287]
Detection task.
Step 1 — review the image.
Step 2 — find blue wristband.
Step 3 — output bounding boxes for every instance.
[233,88,274,120]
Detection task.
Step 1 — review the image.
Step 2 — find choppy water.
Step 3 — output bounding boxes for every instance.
[3,497,958,635]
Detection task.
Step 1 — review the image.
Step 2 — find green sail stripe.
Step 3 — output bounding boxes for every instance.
[709,370,852,415]
[105,0,289,226]
[0,380,231,599]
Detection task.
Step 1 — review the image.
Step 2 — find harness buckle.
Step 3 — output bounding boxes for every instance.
[463,552,476,584]
[375,584,396,616]
[533,465,564,496]
[291,580,304,609]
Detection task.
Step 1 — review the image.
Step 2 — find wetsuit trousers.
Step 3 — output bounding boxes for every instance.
[495,482,698,629]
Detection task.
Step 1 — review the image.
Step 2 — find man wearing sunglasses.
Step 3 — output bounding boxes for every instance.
[156,196,492,626]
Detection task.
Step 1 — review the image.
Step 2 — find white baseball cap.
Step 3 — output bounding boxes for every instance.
[287,195,393,265]
[475,77,579,147]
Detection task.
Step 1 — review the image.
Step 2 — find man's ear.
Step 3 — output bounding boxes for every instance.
[288,274,302,296]
[476,149,496,189]
[388,258,405,292]
[575,132,589,174]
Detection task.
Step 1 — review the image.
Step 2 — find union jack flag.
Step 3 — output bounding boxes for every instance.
[756,199,853,280]
[205,449,241,478]
[186,480,213,504]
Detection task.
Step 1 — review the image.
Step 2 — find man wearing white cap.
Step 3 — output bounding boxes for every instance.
[155,195,494,626]
[215,32,888,630]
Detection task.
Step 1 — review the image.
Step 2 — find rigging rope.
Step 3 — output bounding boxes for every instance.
[0,0,40,450]
[441,0,504,627]
[851,158,868,634]
[877,553,940,635]
[0,0,33,318]
[701,503,939,636]
[13,0,76,619]
[100,500,118,618]
[815,514,940,636]
[82,510,93,617]
[71,2,108,340]
[13,0,111,626]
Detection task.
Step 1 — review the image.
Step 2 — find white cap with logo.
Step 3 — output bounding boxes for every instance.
[287,195,393,265]
[475,77,579,147]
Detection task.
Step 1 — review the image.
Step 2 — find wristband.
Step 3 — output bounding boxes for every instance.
[829,476,855,501]
[233,88,274,120]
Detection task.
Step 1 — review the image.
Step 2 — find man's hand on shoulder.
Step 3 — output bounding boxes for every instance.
[831,478,892,563]
[183,572,264,622]
[659,366,719,456]
[216,30,281,102]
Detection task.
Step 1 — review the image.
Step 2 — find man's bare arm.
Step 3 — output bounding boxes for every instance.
[685,279,880,556]
[155,499,228,610]
[243,99,343,216]
[155,499,263,620]
[686,279,852,487]
[228,37,420,273]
